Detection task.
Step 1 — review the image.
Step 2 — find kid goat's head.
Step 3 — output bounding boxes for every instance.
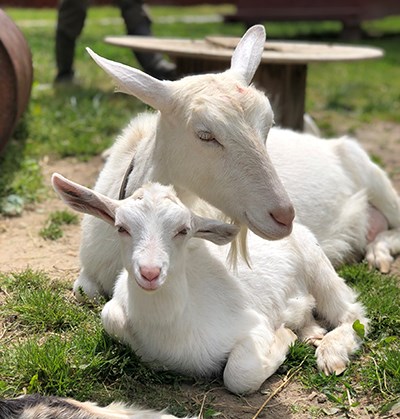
[52,174,239,292]
[86,25,294,240]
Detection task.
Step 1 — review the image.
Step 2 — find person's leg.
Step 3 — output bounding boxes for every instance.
[118,0,176,80]
[55,0,88,82]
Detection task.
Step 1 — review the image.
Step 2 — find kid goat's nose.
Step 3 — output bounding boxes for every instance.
[140,266,161,282]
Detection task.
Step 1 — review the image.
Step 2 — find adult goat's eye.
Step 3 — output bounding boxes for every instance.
[197,130,220,146]
[117,226,129,235]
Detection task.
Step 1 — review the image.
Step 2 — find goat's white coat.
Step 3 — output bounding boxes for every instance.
[72,25,400,299]
[267,127,400,266]
[52,175,368,395]
[0,395,195,419]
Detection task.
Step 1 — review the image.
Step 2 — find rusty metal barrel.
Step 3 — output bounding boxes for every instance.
[0,9,33,154]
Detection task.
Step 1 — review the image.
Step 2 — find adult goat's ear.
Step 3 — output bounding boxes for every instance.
[51,173,118,226]
[86,48,173,111]
[230,24,266,85]
[192,214,240,246]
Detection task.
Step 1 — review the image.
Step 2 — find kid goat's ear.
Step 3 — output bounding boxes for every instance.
[230,24,266,85]
[86,48,173,112]
[51,173,118,226]
[192,214,240,246]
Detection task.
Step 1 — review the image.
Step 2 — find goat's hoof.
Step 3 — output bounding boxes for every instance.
[366,244,393,274]
[315,340,350,376]
[367,258,392,274]
[319,357,348,376]
[378,259,392,274]
[333,365,347,376]
[321,362,347,376]
[305,335,324,347]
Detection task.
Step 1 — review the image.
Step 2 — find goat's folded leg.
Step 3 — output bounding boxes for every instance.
[315,322,363,376]
[73,272,103,302]
[303,241,368,374]
[101,298,129,342]
[223,322,296,395]
[75,216,123,300]
[298,318,327,347]
[366,228,400,273]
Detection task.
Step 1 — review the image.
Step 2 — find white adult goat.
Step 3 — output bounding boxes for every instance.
[53,174,368,395]
[73,25,400,300]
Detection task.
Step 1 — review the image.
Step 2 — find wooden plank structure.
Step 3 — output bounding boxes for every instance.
[224,0,400,38]
[105,35,383,130]
[2,0,399,33]
[0,9,33,154]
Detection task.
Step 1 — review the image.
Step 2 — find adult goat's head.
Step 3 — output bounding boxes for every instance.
[86,25,294,240]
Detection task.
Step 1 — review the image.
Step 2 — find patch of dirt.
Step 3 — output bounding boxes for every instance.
[1,121,400,418]
[0,156,103,279]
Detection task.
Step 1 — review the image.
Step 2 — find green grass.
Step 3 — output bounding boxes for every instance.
[1,265,399,416]
[0,270,198,415]
[282,263,400,415]
[39,210,79,240]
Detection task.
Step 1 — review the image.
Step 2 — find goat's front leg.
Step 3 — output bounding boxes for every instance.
[316,322,363,375]
[307,257,369,375]
[223,321,296,394]
[101,298,129,343]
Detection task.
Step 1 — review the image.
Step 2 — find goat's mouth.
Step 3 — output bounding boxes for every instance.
[244,212,292,240]
[135,276,164,292]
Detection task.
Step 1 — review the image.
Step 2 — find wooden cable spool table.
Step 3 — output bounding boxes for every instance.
[105,35,383,131]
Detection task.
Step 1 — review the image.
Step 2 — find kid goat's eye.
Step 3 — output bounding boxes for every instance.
[175,228,189,237]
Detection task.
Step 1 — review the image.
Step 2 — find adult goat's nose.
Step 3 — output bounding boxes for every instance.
[270,204,295,227]
[140,266,161,282]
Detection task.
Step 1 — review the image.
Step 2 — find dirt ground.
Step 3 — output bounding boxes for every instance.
[1,121,400,418]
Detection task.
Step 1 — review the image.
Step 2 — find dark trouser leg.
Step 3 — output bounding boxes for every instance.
[55,0,88,80]
[118,0,176,80]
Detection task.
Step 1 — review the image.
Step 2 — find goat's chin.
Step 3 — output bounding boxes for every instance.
[135,277,164,292]
[244,212,293,240]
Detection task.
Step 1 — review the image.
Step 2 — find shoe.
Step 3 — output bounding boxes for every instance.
[148,59,177,81]
[54,70,75,85]
[136,51,177,81]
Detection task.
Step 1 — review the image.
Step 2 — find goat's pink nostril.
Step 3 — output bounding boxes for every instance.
[140,266,161,282]
[270,205,295,227]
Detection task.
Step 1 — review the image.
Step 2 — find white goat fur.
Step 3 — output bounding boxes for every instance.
[0,394,196,419]
[74,25,400,299]
[53,174,368,395]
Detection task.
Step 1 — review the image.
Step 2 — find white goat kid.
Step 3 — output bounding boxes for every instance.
[52,174,368,395]
[74,25,400,299]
